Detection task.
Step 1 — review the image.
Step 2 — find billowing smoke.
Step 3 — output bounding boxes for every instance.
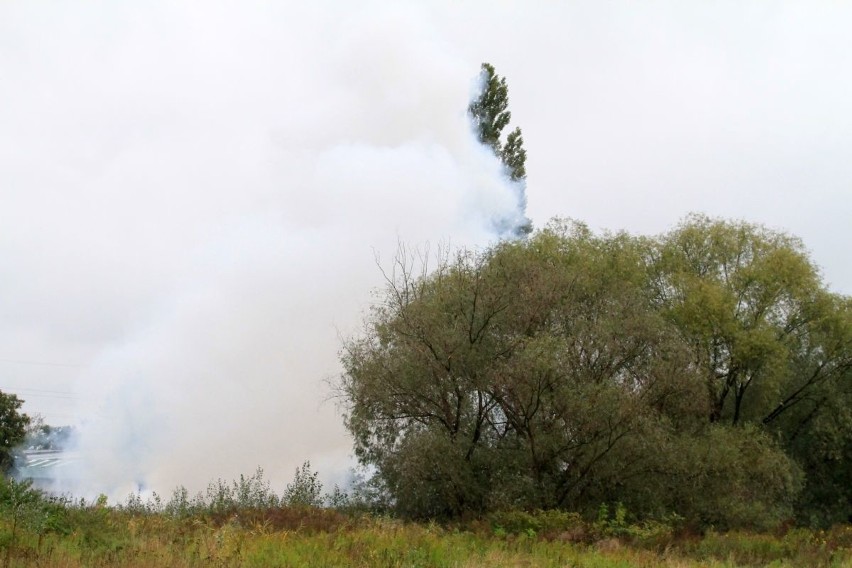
[1,3,525,497]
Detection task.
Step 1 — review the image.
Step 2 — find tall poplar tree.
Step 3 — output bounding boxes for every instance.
[469,63,531,235]
[468,63,511,153]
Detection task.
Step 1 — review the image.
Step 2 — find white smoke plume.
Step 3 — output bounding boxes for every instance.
[1,3,522,497]
[7,1,852,498]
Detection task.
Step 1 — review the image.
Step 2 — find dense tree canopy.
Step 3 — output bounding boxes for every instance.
[648,216,852,525]
[339,217,851,527]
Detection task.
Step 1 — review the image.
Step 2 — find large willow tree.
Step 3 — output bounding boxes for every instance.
[649,215,852,525]
[339,217,850,527]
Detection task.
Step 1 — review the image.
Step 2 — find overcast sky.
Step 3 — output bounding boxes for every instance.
[1,2,850,495]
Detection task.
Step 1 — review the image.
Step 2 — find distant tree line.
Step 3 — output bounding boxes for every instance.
[0,395,72,476]
[339,216,852,528]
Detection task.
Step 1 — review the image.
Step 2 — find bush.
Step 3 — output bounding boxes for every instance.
[488,509,584,539]
[283,461,323,508]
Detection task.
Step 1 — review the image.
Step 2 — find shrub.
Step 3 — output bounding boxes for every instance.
[283,461,323,508]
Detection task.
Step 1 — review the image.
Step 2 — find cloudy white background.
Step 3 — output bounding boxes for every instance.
[1,1,850,496]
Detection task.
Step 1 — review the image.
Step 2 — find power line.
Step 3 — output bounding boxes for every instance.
[2,386,75,396]
[14,393,75,400]
[25,411,77,419]
[0,387,76,400]
[0,358,83,368]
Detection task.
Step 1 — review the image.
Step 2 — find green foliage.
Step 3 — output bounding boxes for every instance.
[595,503,629,537]
[650,214,848,428]
[283,461,324,508]
[681,526,852,567]
[468,62,531,236]
[325,484,351,510]
[203,467,282,514]
[600,424,801,531]
[0,487,849,568]
[468,63,511,153]
[489,509,584,538]
[500,127,527,182]
[340,223,699,520]
[649,215,852,525]
[116,467,283,518]
[115,465,360,521]
[340,216,850,528]
[0,391,29,473]
[772,296,852,526]
[0,476,70,566]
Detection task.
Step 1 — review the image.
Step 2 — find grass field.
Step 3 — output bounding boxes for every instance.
[1,502,851,568]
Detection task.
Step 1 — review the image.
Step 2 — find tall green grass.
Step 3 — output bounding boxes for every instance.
[1,477,850,567]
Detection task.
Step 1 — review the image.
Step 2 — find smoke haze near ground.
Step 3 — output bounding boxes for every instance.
[2,1,851,497]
